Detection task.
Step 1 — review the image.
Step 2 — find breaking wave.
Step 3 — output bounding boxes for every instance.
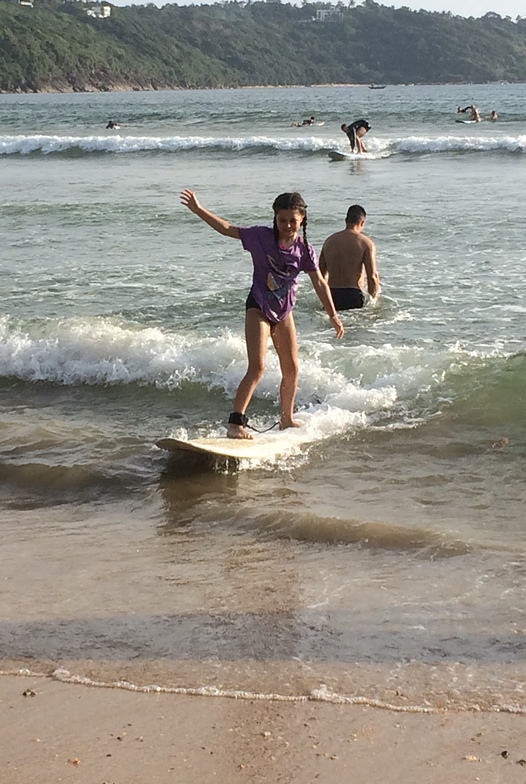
[1,132,525,157]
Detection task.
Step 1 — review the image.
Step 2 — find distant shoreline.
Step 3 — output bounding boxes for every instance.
[0,82,370,95]
[0,80,521,96]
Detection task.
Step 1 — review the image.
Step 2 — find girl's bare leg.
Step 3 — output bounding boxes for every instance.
[228,309,271,439]
[271,313,302,429]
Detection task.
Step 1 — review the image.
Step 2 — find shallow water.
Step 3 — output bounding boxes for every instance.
[1,84,526,710]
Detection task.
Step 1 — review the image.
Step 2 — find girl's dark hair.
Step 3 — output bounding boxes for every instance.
[271,192,314,264]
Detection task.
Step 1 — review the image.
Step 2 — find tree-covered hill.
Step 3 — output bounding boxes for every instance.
[1,0,526,93]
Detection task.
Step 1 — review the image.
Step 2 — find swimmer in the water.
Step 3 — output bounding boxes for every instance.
[291,116,316,127]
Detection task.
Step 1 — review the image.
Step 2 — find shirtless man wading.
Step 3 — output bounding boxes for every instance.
[319,204,380,311]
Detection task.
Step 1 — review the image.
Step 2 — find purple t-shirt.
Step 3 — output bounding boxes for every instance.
[238,225,318,323]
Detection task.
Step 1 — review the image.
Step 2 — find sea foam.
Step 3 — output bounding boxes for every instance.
[1,133,524,157]
[0,313,511,432]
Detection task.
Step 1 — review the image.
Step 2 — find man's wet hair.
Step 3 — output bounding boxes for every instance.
[345,205,366,226]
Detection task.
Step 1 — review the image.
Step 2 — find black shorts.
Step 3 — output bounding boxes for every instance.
[330,287,365,311]
[245,291,279,326]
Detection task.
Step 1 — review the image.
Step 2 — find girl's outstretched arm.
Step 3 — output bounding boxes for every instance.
[308,270,344,338]
[180,189,240,239]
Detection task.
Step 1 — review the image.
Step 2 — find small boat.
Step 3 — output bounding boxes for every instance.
[369,84,386,90]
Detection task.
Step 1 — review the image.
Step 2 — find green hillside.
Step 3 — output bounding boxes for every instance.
[1,0,525,92]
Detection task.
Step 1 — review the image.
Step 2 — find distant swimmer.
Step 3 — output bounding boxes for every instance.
[106,120,121,130]
[319,204,380,311]
[490,110,499,121]
[341,119,371,153]
[456,106,480,122]
[291,116,316,127]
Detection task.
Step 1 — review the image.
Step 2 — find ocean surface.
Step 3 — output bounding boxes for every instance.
[1,83,526,712]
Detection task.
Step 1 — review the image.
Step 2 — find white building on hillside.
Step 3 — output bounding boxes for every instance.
[315,9,343,22]
[86,4,111,18]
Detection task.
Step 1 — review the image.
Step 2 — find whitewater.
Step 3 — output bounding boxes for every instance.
[1,131,526,157]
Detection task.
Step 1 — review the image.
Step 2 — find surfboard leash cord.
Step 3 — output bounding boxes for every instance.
[228,411,279,433]
[247,421,280,433]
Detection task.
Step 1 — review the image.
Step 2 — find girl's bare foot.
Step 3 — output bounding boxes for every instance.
[227,424,253,440]
[279,417,303,430]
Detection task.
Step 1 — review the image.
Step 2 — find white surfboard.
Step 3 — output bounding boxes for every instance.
[455,119,477,124]
[156,434,288,461]
[328,149,353,161]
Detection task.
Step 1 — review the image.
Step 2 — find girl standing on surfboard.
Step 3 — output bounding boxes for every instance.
[180,189,344,440]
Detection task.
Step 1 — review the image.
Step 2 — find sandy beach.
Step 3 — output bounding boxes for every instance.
[2,673,525,784]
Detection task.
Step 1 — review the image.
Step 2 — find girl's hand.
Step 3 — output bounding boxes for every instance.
[330,314,344,339]
[179,189,240,239]
[180,188,201,214]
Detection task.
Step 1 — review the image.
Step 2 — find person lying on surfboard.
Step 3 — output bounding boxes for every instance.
[180,189,344,440]
[291,116,316,126]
